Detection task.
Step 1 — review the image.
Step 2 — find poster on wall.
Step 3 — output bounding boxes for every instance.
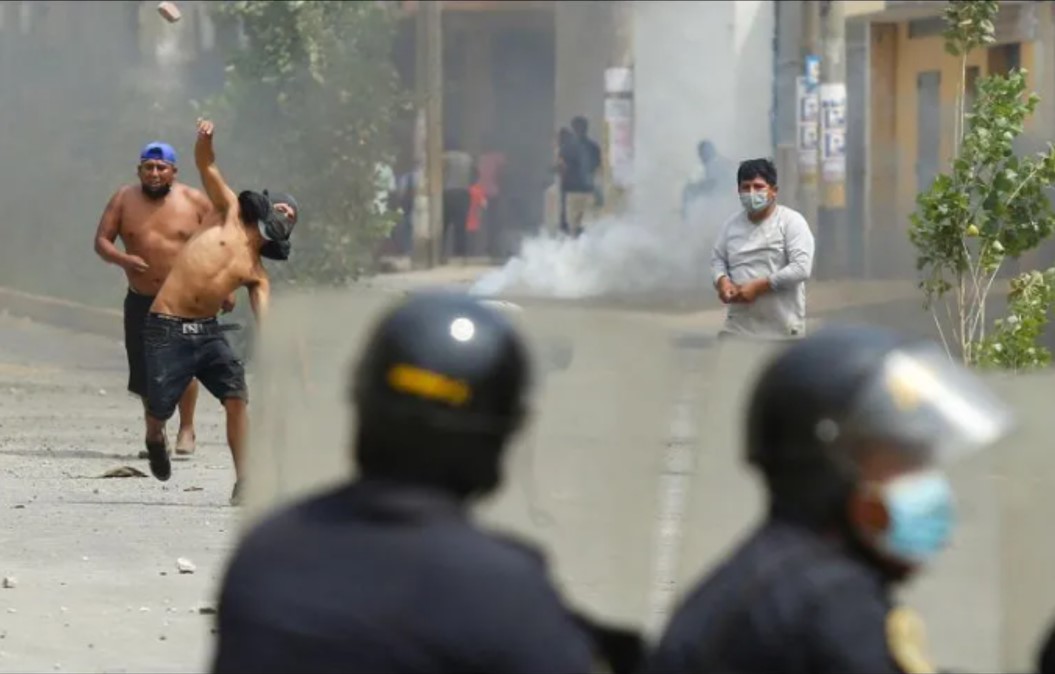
[805,54,820,89]
[605,67,633,95]
[605,67,634,189]
[605,97,634,189]
[796,76,819,178]
[820,82,847,183]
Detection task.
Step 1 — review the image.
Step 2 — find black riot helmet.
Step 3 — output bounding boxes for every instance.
[350,292,533,498]
[744,324,1011,526]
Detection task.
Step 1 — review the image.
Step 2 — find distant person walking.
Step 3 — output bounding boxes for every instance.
[560,116,601,236]
[466,167,489,257]
[394,165,421,256]
[682,139,736,224]
[711,158,815,340]
[545,128,573,236]
[442,136,473,261]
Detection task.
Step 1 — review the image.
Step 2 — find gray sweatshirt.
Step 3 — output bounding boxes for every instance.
[710,204,815,339]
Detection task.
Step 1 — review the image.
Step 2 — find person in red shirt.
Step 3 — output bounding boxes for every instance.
[466,167,489,257]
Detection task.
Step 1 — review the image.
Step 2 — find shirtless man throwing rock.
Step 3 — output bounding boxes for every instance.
[94,142,216,457]
[142,119,298,505]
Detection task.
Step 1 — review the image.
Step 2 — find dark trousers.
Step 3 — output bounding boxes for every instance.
[443,188,470,260]
[484,194,504,259]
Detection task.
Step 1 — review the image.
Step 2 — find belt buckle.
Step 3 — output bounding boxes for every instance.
[181,322,202,336]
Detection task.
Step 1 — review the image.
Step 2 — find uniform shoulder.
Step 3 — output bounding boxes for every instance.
[430,526,552,581]
[487,530,549,568]
[424,527,560,604]
[229,488,347,560]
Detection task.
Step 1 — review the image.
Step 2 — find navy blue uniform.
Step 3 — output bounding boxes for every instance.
[211,480,595,674]
[1039,615,1055,674]
[645,519,929,674]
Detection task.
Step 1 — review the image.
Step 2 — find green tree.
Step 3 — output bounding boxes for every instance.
[974,268,1055,370]
[909,0,1055,367]
[205,0,406,286]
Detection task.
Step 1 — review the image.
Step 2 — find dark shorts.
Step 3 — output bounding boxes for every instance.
[143,313,247,421]
[123,289,155,397]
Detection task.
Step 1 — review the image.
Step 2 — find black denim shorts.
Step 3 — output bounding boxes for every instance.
[123,289,156,398]
[143,313,247,421]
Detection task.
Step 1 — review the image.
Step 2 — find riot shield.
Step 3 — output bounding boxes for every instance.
[243,288,688,632]
[242,288,1055,671]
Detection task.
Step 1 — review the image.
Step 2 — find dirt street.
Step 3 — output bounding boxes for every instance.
[0,312,237,673]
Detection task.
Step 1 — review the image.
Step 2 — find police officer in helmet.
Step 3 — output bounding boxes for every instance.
[211,292,596,673]
[645,324,1012,674]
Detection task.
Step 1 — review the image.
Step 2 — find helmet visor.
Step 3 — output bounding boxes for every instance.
[841,341,1013,463]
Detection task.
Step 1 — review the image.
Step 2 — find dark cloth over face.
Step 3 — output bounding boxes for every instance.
[265,190,301,223]
[260,239,292,261]
[239,190,295,261]
[238,190,273,226]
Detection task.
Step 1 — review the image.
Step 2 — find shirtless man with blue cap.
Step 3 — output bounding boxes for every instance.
[94,141,216,459]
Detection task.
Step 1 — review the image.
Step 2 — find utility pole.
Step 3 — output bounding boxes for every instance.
[424,0,444,268]
[603,0,634,217]
[818,0,847,279]
[412,6,428,270]
[412,0,444,269]
[796,0,821,235]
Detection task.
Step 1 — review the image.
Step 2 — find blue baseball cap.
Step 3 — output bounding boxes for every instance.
[139,142,177,165]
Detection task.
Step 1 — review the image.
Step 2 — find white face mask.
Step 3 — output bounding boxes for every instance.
[872,469,956,566]
[739,190,771,214]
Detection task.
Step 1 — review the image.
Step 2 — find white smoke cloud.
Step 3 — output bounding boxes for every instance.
[470,192,740,300]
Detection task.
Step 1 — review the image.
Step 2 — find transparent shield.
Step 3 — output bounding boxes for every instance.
[244,289,687,632]
[667,336,787,635]
[244,293,1055,671]
[894,368,1053,673]
[844,341,1014,462]
[243,287,399,527]
[976,370,1055,672]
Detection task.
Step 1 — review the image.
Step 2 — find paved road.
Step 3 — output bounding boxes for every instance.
[0,313,237,673]
[0,288,1046,673]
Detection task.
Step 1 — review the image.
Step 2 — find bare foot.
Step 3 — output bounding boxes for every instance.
[175,429,197,456]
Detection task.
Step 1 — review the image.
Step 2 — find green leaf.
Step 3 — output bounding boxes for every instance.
[208,0,407,285]
[915,1,1054,367]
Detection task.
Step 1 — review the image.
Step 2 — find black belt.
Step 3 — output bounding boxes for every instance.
[148,313,241,334]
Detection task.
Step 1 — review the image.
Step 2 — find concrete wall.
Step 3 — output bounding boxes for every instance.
[866,4,1043,279]
[847,19,870,276]
[554,0,775,223]
[631,0,775,222]
[867,22,900,278]
[554,1,612,138]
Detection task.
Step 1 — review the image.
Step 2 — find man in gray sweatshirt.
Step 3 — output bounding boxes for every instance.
[710,158,815,340]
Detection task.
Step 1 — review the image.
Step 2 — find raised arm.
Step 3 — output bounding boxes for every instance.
[187,185,218,228]
[195,119,239,215]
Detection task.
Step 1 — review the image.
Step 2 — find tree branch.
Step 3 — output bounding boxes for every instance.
[967,259,1003,345]
[930,301,954,359]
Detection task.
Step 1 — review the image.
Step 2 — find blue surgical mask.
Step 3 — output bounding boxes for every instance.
[876,470,956,565]
[740,190,771,214]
